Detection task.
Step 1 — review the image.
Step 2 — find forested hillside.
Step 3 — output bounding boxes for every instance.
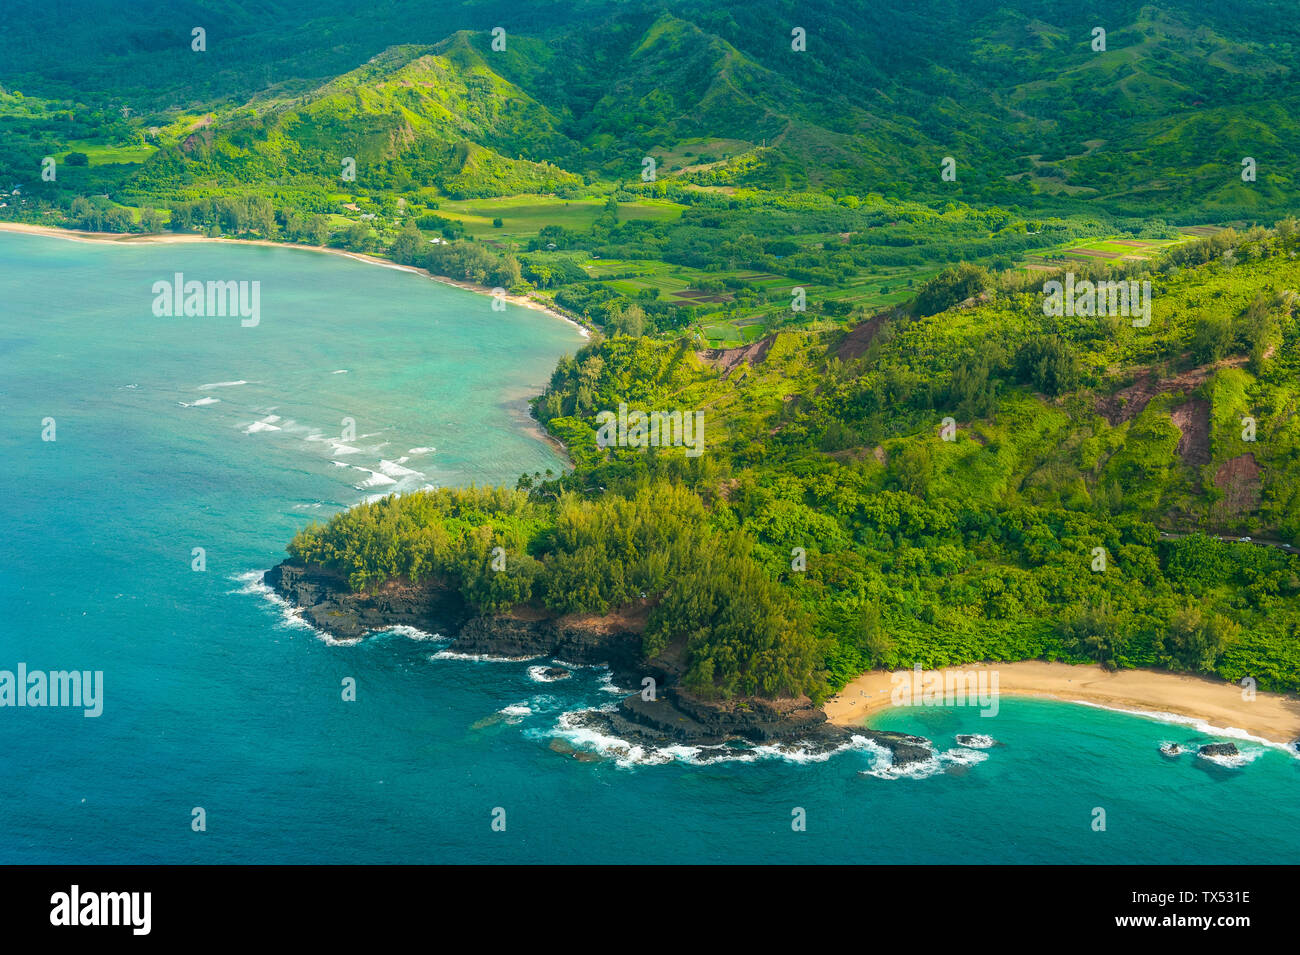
[289,224,1300,701]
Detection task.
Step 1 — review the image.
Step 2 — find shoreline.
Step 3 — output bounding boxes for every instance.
[824,661,1300,747]
[0,221,591,339]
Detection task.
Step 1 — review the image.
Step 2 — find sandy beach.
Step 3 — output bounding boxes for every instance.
[0,222,589,338]
[825,660,1300,746]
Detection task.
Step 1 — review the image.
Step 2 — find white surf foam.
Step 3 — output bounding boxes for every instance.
[1196,746,1269,768]
[430,650,540,663]
[941,747,990,766]
[243,415,282,434]
[199,380,250,389]
[378,459,422,478]
[1066,699,1297,756]
[549,707,675,767]
[353,468,397,488]
[528,665,573,683]
[597,671,631,694]
[543,709,879,768]
[499,703,533,721]
[373,625,445,642]
[856,737,946,780]
[229,570,360,645]
[307,435,362,455]
[750,735,873,764]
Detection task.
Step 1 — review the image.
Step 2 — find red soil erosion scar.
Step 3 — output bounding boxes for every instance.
[696,335,774,379]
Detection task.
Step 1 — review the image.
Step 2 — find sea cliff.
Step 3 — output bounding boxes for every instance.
[263,560,935,764]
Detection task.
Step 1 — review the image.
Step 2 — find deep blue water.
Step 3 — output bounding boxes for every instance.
[1,231,1296,863]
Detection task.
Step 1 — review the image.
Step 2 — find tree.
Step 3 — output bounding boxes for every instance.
[948,354,998,418]
[1240,292,1287,374]
[307,216,331,246]
[894,442,935,497]
[103,207,134,232]
[1014,335,1082,395]
[854,603,893,664]
[1191,312,1234,363]
[913,263,989,316]
[345,221,371,251]
[167,202,193,232]
[1059,599,1126,669]
[607,303,645,337]
[390,222,425,265]
[69,196,93,227]
[1162,607,1239,672]
[493,253,522,288]
[246,196,276,237]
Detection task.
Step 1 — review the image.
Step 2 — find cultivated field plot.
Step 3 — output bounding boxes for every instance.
[1020,232,1200,270]
[433,194,685,239]
[667,263,948,346]
[62,140,158,166]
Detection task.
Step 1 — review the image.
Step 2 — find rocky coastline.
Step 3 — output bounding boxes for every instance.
[263,560,935,765]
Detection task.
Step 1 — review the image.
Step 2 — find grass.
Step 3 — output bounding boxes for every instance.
[63,141,157,166]
[648,137,755,174]
[432,194,685,239]
[1020,233,1194,270]
[568,257,949,346]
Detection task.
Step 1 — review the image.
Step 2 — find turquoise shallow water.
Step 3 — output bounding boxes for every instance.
[1,230,1296,864]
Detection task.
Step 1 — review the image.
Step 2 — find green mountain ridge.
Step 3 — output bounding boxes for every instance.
[176,34,583,197]
[5,0,1300,213]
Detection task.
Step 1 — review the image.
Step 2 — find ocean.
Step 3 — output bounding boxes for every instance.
[1,230,1296,864]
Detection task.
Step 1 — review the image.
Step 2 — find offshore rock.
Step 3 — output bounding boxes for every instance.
[1198,742,1240,758]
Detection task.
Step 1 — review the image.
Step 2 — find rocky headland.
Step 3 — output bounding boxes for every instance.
[263,560,934,764]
